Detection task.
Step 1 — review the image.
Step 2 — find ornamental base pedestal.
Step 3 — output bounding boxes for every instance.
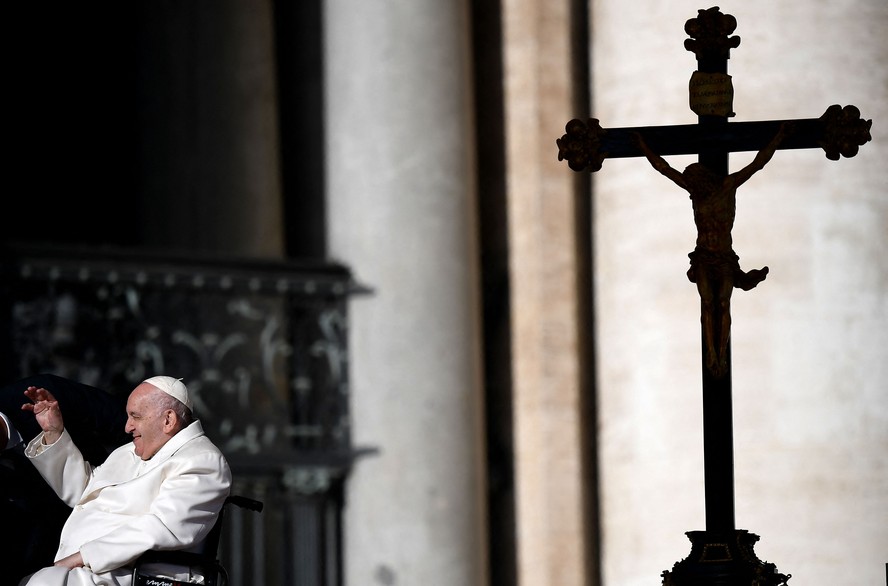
[661,530,791,586]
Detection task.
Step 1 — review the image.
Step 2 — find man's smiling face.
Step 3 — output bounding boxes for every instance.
[124,383,175,460]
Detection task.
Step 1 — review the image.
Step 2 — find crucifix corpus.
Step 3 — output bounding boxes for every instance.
[556,7,871,586]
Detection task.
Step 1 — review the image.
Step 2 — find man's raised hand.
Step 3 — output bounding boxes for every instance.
[22,386,65,444]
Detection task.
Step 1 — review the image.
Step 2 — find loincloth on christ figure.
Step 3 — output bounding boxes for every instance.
[687,247,769,291]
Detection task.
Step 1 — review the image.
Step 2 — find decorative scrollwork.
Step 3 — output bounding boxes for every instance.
[818,104,873,160]
[282,465,333,495]
[556,118,607,172]
[2,250,362,458]
[684,7,741,61]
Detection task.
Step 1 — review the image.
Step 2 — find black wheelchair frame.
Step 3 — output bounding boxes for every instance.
[132,495,264,586]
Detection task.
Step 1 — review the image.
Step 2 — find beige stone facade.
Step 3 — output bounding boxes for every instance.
[326,2,887,586]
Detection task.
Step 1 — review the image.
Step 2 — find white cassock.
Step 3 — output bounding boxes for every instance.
[19,420,231,586]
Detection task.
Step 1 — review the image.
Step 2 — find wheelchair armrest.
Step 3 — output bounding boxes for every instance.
[132,549,225,586]
[225,494,264,513]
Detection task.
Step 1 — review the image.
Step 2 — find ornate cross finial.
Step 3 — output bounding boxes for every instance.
[684,7,741,61]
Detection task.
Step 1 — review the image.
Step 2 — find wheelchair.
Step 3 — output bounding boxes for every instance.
[132,495,264,586]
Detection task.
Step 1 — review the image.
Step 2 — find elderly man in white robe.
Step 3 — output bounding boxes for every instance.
[16,376,231,586]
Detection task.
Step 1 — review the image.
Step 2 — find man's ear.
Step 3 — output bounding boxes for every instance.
[163,409,179,433]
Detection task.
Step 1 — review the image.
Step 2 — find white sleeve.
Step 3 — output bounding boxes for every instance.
[0,411,23,449]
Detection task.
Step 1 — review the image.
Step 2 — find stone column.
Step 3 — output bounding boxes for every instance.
[592,2,888,585]
[501,1,593,585]
[323,2,488,586]
[136,0,284,257]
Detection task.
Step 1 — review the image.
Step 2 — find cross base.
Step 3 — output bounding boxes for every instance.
[661,530,791,586]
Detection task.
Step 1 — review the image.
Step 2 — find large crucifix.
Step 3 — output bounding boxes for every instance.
[556,7,871,586]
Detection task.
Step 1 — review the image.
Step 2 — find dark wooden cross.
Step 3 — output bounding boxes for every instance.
[556,6,871,585]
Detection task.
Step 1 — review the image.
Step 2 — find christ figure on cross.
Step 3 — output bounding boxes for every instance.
[633,122,792,378]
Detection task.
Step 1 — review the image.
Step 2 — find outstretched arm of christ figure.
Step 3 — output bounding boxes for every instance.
[632,132,688,190]
[728,121,794,188]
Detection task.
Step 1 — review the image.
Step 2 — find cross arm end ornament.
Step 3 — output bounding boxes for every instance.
[818,104,873,160]
[556,118,607,172]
